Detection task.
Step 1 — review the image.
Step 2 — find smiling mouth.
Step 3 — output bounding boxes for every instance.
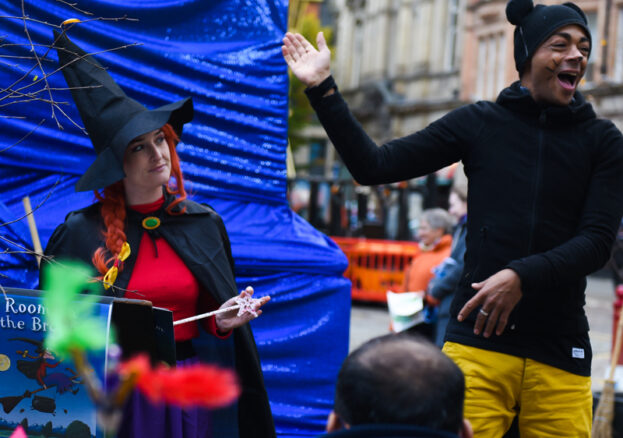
[557,72,578,91]
[150,164,167,172]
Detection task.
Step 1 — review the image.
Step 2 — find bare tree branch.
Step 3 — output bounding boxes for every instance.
[0,118,45,153]
[0,176,60,229]
[54,0,94,16]
[0,0,143,287]
[20,0,60,127]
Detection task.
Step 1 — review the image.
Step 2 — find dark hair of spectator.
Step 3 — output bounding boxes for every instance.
[334,334,465,432]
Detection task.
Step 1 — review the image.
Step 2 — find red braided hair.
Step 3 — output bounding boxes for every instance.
[92,123,188,276]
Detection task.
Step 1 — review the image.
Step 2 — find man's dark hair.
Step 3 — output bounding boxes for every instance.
[334,334,465,432]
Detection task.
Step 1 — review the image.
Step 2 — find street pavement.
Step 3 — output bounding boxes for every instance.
[349,274,618,391]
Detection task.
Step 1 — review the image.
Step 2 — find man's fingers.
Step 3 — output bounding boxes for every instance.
[282,38,301,64]
[282,47,294,65]
[284,32,305,58]
[472,306,488,335]
[482,306,500,338]
[457,294,482,321]
[293,33,312,57]
[295,32,312,48]
[316,31,327,51]
[495,309,511,336]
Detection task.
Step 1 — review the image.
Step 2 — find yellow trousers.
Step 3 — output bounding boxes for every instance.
[443,342,592,438]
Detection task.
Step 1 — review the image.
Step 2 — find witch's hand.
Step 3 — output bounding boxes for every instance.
[282,31,332,87]
[215,286,270,332]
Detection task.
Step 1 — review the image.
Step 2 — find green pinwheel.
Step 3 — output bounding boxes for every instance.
[41,261,113,358]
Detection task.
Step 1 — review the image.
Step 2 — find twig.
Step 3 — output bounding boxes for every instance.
[0,175,59,227]
[1,40,139,110]
[0,15,138,131]
[54,0,94,16]
[0,15,61,28]
[0,235,51,263]
[20,0,59,127]
[0,237,142,297]
[0,118,45,153]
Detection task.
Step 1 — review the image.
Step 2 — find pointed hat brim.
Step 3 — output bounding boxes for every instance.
[75,97,193,192]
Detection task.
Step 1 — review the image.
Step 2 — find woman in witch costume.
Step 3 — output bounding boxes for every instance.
[41,32,275,438]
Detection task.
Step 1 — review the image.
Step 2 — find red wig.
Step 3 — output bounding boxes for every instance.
[92,123,188,277]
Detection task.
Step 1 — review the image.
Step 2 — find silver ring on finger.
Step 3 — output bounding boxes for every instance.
[479,308,489,317]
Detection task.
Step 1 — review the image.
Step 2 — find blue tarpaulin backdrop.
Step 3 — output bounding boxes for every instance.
[0,1,351,436]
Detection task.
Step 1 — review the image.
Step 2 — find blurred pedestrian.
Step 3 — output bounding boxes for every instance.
[427,185,468,347]
[400,208,453,339]
[402,208,454,293]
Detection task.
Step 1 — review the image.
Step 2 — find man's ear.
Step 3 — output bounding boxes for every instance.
[326,411,349,432]
[458,419,474,438]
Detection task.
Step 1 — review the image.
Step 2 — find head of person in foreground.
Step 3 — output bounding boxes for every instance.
[327,334,473,438]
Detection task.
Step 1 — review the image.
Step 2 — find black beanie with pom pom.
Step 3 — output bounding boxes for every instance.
[506,0,591,74]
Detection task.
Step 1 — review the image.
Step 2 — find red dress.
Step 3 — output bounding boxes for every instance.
[125,197,228,341]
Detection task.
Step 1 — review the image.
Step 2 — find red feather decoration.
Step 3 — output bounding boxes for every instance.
[119,355,240,408]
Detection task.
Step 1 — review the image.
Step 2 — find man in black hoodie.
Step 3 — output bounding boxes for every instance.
[282,0,623,436]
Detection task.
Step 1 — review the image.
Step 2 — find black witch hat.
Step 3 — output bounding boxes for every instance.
[53,31,194,192]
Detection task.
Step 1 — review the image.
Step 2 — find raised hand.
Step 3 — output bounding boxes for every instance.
[215,286,270,332]
[282,31,331,87]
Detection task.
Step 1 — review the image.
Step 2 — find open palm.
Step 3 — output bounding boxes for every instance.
[282,32,331,87]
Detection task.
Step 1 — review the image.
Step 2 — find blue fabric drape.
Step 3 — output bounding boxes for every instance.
[0,1,351,436]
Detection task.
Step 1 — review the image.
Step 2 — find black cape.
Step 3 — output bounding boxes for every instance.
[41,190,275,438]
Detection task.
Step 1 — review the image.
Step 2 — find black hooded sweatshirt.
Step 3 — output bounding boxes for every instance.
[307,77,623,376]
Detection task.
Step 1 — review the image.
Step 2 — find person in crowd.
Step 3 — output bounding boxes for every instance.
[427,185,468,347]
[609,219,623,285]
[41,32,275,438]
[282,0,623,434]
[402,208,454,293]
[319,334,473,438]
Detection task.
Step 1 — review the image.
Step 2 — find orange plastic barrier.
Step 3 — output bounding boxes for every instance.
[331,237,421,302]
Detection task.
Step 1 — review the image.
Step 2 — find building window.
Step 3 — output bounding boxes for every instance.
[475,32,506,100]
[584,11,598,83]
[496,33,507,92]
[350,19,364,87]
[615,8,623,81]
[443,0,460,70]
[476,38,487,99]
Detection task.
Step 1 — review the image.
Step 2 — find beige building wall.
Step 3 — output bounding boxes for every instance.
[332,0,467,144]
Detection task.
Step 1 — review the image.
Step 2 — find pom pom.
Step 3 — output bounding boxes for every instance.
[562,2,588,24]
[119,354,241,409]
[506,0,534,25]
